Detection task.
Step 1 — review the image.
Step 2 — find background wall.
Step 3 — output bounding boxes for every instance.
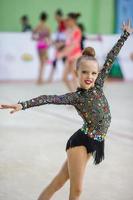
[115,0,133,33]
[0,0,115,33]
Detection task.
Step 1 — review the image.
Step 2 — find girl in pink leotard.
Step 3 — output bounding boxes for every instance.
[57,13,82,92]
[33,12,51,84]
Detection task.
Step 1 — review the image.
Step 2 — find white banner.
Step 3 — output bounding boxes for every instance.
[0,33,133,81]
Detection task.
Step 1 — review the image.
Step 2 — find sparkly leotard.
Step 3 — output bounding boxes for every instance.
[19,31,130,164]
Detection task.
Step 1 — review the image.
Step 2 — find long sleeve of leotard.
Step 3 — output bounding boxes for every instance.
[19,92,81,110]
[95,30,130,87]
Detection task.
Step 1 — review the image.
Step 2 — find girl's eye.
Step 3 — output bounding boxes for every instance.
[82,71,87,74]
[81,71,97,75]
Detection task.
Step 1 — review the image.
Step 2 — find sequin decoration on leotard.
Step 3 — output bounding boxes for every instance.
[19,31,130,142]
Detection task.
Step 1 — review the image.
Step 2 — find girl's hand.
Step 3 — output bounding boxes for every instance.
[0,104,22,114]
[122,19,133,34]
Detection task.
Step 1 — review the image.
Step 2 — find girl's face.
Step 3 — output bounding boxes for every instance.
[76,60,99,90]
[55,15,61,22]
[66,18,75,28]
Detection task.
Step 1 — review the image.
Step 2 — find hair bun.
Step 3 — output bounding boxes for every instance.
[75,13,81,18]
[67,12,81,19]
[82,47,95,57]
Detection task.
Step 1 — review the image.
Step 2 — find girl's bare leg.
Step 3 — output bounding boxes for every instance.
[37,51,47,84]
[67,146,91,200]
[38,159,69,200]
[62,61,75,92]
[47,66,55,83]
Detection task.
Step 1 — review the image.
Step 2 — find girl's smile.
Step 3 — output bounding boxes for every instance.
[84,79,93,85]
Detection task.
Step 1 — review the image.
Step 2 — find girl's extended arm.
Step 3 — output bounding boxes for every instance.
[19,92,80,110]
[0,92,82,113]
[95,30,130,87]
[0,92,81,113]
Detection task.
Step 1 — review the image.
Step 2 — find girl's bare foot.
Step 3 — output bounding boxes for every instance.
[37,79,45,85]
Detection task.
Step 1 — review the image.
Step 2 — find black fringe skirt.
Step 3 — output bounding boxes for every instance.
[66,129,104,165]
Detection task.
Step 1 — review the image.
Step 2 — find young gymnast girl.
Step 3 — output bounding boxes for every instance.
[0,20,132,200]
[32,12,51,84]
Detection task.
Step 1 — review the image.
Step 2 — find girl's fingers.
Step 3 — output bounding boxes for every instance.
[0,104,21,112]
[1,105,14,109]
[2,104,17,109]
[128,19,130,27]
[1,105,10,109]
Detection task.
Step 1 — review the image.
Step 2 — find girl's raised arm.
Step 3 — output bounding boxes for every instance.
[95,20,132,87]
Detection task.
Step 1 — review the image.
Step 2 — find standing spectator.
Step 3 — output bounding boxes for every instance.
[20,15,32,32]
[55,9,66,38]
[47,9,66,83]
